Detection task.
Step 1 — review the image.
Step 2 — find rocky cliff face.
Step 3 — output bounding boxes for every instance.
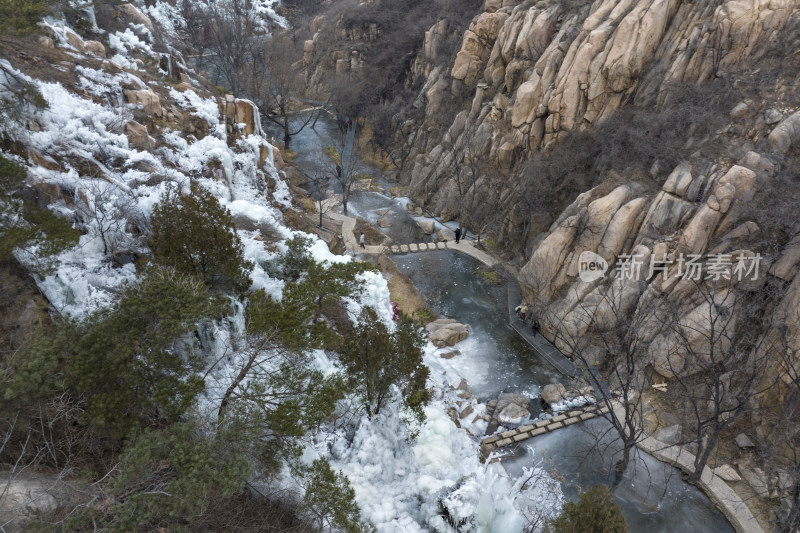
[401,0,798,219]
[394,0,800,400]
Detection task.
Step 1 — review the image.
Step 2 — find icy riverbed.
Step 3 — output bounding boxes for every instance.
[266,111,737,532]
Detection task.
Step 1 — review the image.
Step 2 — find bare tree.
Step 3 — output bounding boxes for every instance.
[756,305,800,531]
[246,33,318,150]
[202,0,267,95]
[322,133,362,217]
[660,280,775,483]
[548,277,654,486]
[363,96,417,170]
[179,0,211,59]
[437,127,494,245]
[74,180,144,258]
[306,154,333,228]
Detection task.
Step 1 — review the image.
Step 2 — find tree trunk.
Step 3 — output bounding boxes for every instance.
[782,481,800,533]
[690,432,719,483]
[282,113,291,150]
[613,443,632,487]
[218,353,256,419]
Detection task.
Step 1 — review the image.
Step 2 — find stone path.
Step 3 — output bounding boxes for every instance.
[505,279,578,378]
[320,198,500,268]
[388,240,499,267]
[640,435,764,533]
[321,199,580,381]
[480,403,610,457]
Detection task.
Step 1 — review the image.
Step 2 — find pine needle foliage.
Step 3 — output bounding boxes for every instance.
[550,485,628,533]
[257,234,378,349]
[149,186,252,294]
[7,268,224,437]
[339,307,430,419]
[63,420,252,532]
[0,0,53,36]
[0,155,79,264]
[302,458,373,533]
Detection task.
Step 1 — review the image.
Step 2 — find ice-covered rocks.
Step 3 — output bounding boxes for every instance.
[439,349,460,359]
[426,318,470,347]
[486,393,531,428]
[497,402,530,426]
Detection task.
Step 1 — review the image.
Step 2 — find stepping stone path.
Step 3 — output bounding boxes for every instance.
[480,403,611,458]
[317,198,499,268]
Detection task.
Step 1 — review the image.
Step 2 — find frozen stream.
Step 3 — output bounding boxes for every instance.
[267,112,734,532]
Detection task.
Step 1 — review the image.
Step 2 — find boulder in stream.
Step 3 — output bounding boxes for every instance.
[497,403,530,425]
[426,319,469,347]
[540,383,567,405]
[438,228,454,241]
[406,202,423,216]
[418,220,435,234]
[493,393,531,426]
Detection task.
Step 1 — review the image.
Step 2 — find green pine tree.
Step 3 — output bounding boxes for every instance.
[8,268,224,436]
[0,0,53,35]
[255,234,378,349]
[149,186,252,294]
[63,420,252,532]
[339,307,430,419]
[302,458,372,533]
[550,485,628,533]
[0,155,79,265]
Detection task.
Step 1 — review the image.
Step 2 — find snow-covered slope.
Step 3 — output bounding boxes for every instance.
[0,4,563,531]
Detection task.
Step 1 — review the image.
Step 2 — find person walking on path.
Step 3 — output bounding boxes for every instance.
[532,320,541,337]
[359,232,365,249]
[455,227,462,244]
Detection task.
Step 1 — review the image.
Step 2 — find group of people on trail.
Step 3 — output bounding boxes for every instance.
[514,304,540,337]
